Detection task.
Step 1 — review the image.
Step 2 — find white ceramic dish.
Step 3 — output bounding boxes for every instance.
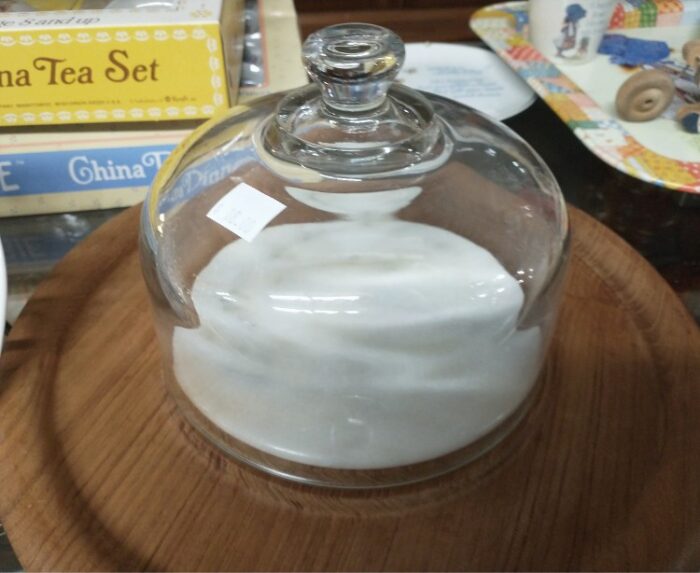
[471,1,700,194]
[397,42,536,120]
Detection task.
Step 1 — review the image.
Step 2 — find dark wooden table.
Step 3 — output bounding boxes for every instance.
[506,98,700,322]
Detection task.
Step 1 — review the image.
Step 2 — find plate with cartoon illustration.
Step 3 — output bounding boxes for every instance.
[397,43,536,121]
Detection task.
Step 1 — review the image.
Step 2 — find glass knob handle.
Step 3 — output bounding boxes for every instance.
[302,23,405,112]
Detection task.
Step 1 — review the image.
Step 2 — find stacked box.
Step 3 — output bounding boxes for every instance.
[0,0,244,128]
[0,0,306,217]
[623,3,642,27]
[609,4,627,28]
[655,0,685,12]
[638,1,659,26]
[656,0,685,25]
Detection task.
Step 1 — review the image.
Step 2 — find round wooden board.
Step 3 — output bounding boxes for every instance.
[1,206,699,572]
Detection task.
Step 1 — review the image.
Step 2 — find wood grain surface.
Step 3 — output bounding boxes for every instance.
[0,205,699,571]
[298,7,482,43]
[294,0,489,42]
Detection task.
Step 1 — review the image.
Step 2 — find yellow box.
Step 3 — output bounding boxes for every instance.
[0,0,243,127]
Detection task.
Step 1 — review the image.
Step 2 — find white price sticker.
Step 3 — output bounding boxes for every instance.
[207,183,286,242]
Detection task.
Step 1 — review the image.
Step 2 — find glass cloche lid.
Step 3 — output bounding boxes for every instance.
[140,23,569,488]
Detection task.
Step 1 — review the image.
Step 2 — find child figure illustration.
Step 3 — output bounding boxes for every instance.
[554,3,588,57]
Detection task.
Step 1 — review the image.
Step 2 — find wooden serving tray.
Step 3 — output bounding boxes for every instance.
[0,206,699,571]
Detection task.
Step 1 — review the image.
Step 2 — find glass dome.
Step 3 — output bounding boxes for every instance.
[140,23,569,488]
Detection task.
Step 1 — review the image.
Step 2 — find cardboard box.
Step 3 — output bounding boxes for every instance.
[0,0,306,217]
[0,0,244,127]
[0,125,190,215]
